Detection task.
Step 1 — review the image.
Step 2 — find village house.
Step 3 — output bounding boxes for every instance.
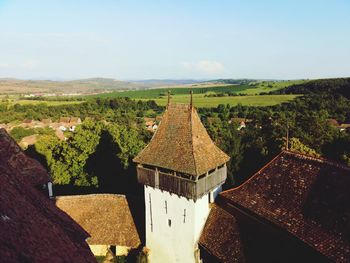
[327,119,350,132]
[0,128,96,263]
[229,117,252,131]
[22,119,34,128]
[327,118,340,127]
[338,123,350,132]
[59,116,82,127]
[144,117,159,132]
[19,134,38,149]
[56,194,141,257]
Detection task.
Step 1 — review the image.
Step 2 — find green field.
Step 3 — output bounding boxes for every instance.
[82,80,306,99]
[241,80,306,95]
[142,94,299,107]
[1,80,304,108]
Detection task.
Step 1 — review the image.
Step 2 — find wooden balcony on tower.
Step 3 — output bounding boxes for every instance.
[137,165,227,201]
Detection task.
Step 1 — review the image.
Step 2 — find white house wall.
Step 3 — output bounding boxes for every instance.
[89,244,109,256]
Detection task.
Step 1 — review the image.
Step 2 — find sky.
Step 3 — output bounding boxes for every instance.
[0,0,349,80]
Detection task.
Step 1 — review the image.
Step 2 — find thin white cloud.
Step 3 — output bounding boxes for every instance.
[0,63,10,68]
[21,60,39,70]
[182,60,225,74]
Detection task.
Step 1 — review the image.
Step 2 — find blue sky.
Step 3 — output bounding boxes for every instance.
[0,0,349,80]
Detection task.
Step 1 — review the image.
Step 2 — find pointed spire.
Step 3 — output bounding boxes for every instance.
[167,90,171,107]
[190,90,193,108]
[286,122,289,150]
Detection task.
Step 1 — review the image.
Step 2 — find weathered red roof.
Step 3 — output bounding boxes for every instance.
[220,151,350,262]
[0,129,48,186]
[199,204,246,263]
[134,103,230,176]
[0,128,96,263]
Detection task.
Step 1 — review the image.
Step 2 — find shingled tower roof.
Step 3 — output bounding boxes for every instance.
[133,102,230,176]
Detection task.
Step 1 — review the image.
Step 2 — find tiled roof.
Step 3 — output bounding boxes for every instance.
[0,128,96,263]
[199,204,246,263]
[220,151,350,263]
[56,194,141,248]
[134,103,230,176]
[0,129,48,186]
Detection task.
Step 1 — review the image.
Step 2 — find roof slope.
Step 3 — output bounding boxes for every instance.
[0,129,96,263]
[133,103,229,176]
[56,194,141,248]
[221,151,350,263]
[199,204,246,263]
[0,129,48,186]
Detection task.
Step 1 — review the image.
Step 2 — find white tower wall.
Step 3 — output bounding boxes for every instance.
[144,186,214,263]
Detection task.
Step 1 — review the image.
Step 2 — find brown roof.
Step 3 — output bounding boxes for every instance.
[69,117,81,123]
[23,119,33,124]
[56,194,141,248]
[220,151,350,263]
[199,204,246,263]
[327,118,339,127]
[59,117,71,123]
[134,103,230,176]
[19,134,38,146]
[0,128,95,263]
[41,118,52,124]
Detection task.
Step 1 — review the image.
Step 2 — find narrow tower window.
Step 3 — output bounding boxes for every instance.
[183,209,186,223]
[164,200,168,214]
[149,193,153,232]
[168,219,171,227]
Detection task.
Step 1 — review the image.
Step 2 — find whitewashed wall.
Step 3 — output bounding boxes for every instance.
[89,244,109,256]
[89,245,130,257]
[144,186,211,263]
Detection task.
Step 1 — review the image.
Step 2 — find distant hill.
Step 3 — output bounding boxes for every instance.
[131,79,202,86]
[209,79,258,85]
[2,77,346,96]
[0,78,136,95]
[0,78,203,95]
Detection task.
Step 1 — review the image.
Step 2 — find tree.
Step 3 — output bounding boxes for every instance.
[289,137,320,157]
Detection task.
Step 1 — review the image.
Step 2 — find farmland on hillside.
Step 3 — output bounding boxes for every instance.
[144,94,299,107]
[82,80,305,99]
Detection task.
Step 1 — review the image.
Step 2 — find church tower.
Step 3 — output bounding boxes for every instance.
[133,98,229,263]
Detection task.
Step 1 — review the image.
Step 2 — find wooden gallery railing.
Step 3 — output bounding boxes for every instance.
[137,166,227,200]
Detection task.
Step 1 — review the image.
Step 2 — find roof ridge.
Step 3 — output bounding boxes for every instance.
[221,150,350,197]
[55,194,127,199]
[220,151,285,194]
[284,150,350,172]
[132,107,166,163]
[189,105,199,176]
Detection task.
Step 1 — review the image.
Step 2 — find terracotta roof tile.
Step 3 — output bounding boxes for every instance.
[199,204,246,263]
[134,103,229,175]
[220,151,350,262]
[0,129,48,186]
[0,128,96,263]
